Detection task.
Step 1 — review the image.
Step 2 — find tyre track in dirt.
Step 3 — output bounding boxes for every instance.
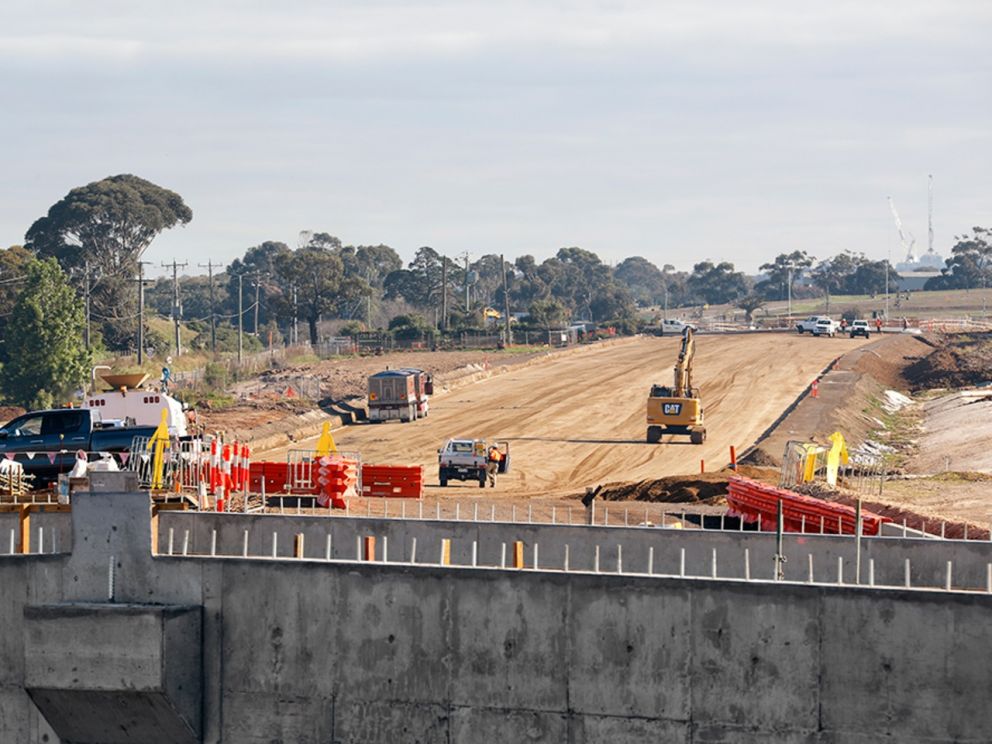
[263,334,873,498]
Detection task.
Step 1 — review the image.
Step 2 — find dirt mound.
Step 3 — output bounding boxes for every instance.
[739,446,778,467]
[595,465,779,505]
[842,334,930,389]
[903,334,992,390]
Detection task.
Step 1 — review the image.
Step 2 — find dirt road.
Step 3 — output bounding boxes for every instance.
[263,333,873,499]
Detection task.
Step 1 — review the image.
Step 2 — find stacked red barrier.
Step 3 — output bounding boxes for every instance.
[726,476,890,535]
[316,456,358,509]
[361,464,424,499]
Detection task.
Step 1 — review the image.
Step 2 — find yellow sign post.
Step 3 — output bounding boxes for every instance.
[147,409,171,491]
[315,421,338,457]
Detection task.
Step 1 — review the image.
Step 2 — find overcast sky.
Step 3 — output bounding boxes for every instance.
[1,1,990,278]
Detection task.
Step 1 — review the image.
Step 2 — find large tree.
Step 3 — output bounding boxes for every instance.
[226,241,292,330]
[274,242,365,345]
[24,174,192,349]
[925,227,992,290]
[756,250,814,300]
[0,245,32,339]
[0,258,91,408]
[614,256,667,306]
[687,261,750,305]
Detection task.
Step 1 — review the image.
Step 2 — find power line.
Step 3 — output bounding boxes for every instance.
[198,260,222,354]
[162,259,188,356]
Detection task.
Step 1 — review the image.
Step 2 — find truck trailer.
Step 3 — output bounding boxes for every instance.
[367,368,433,423]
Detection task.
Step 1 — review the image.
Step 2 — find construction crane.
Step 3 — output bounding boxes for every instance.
[887,196,917,264]
[646,327,706,444]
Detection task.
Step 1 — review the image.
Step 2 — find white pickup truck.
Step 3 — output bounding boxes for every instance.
[811,318,840,337]
[437,439,510,488]
[795,316,832,334]
[658,318,696,335]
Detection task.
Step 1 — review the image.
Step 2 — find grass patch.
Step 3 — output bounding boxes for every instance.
[863,394,923,469]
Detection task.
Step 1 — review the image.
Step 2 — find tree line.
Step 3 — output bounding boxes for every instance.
[1,172,990,406]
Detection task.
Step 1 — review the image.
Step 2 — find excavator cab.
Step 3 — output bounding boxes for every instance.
[646,328,706,445]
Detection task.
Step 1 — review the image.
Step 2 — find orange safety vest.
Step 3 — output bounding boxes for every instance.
[489,449,502,462]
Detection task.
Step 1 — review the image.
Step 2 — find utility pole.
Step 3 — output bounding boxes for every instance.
[464,253,471,312]
[83,259,91,350]
[237,273,244,364]
[198,260,221,354]
[136,261,152,365]
[786,262,795,323]
[366,268,373,328]
[162,259,188,356]
[292,284,299,345]
[252,272,262,336]
[440,256,448,332]
[501,254,511,343]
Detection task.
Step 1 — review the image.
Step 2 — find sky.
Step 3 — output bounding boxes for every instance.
[1,0,990,279]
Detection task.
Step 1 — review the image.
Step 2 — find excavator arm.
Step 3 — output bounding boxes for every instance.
[673,327,695,397]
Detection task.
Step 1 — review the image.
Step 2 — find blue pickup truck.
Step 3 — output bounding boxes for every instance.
[0,408,156,487]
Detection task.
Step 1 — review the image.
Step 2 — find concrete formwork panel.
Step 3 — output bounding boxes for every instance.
[690,584,821,736]
[820,591,992,742]
[568,579,691,721]
[449,571,569,713]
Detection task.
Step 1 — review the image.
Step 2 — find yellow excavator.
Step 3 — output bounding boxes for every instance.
[646,327,706,444]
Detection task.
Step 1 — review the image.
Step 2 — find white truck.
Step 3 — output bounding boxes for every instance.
[437,439,510,488]
[84,372,188,436]
[658,318,696,335]
[812,318,840,337]
[795,316,831,334]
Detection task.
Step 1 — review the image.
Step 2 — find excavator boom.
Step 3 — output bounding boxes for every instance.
[673,327,694,397]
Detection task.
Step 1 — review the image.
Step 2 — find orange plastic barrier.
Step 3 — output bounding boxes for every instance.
[317,456,358,509]
[361,464,424,499]
[726,476,890,535]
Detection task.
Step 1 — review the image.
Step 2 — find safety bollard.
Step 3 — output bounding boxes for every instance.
[904,558,911,588]
[512,540,524,569]
[594,545,600,573]
[648,546,654,575]
[679,548,685,577]
[295,533,306,560]
[382,536,388,563]
[744,548,750,581]
[325,534,332,561]
[243,530,249,558]
[700,459,705,474]
[617,544,623,574]
[410,537,417,564]
[729,445,737,471]
[807,554,814,583]
[364,536,376,562]
[168,528,175,556]
[211,530,217,557]
[271,532,278,558]
[533,543,539,570]
[564,544,570,572]
[711,548,717,579]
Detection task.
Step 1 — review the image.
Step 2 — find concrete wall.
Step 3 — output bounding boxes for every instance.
[2,483,991,742]
[161,510,992,591]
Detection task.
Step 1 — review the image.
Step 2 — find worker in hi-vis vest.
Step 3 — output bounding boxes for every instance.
[486,445,503,487]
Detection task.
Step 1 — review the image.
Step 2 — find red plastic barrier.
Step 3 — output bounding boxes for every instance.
[361,464,424,499]
[726,476,890,535]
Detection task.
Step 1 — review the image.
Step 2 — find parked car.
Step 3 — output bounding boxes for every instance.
[849,320,871,338]
[812,318,840,337]
[796,316,832,334]
[0,408,157,487]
